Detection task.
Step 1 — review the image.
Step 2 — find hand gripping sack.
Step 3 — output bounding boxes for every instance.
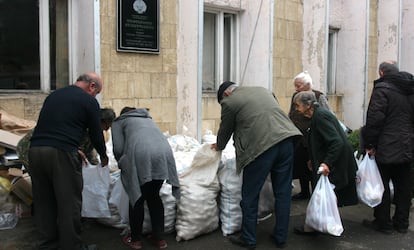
[305,175,343,236]
[356,155,384,208]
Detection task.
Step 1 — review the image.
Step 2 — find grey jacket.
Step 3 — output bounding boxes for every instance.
[216,86,302,173]
[111,109,180,205]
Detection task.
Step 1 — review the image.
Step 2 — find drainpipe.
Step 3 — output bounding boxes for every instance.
[94,0,102,104]
[197,0,203,142]
[363,0,370,124]
[323,0,329,92]
[398,0,402,66]
[269,0,274,91]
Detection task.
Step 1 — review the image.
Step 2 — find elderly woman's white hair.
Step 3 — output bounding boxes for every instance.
[293,71,313,87]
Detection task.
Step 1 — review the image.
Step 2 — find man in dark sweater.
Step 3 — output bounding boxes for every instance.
[29,72,109,250]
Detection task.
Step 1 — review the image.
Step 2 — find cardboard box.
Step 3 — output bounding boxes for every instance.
[0,129,23,151]
[10,174,32,206]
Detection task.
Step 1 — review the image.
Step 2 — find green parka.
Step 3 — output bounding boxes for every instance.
[216,86,302,173]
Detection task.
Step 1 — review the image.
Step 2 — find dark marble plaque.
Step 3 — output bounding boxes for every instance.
[117,0,159,53]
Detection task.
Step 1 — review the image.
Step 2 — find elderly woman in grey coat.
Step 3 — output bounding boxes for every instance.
[111,107,179,249]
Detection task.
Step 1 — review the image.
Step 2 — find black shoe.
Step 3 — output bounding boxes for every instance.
[269,235,286,249]
[293,225,319,236]
[291,193,310,200]
[393,224,408,234]
[81,244,98,250]
[228,235,256,250]
[362,219,393,235]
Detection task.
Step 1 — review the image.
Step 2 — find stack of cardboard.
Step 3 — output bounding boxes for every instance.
[8,168,32,206]
[0,110,35,207]
[0,129,23,169]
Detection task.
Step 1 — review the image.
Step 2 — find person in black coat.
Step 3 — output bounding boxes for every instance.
[291,90,358,234]
[362,61,414,234]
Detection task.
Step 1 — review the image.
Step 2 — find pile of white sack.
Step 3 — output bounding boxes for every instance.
[83,130,275,241]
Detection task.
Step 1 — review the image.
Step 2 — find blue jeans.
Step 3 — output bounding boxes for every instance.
[241,138,294,245]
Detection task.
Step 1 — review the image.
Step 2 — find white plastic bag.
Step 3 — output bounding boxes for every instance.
[82,164,111,218]
[356,155,384,208]
[305,175,343,236]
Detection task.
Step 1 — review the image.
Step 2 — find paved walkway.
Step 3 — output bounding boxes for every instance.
[2,183,414,250]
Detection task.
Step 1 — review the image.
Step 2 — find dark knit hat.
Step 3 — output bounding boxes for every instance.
[217,81,236,103]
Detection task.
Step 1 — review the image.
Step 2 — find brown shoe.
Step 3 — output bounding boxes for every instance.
[147,234,168,249]
[122,234,142,249]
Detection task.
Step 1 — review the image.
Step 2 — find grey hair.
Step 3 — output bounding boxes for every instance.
[293,90,319,108]
[379,61,399,76]
[293,70,313,87]
[76,73,101,89]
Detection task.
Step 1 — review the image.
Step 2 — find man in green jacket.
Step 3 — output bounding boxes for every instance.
[212,81,302,249]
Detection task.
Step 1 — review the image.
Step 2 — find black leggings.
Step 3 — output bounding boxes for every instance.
[129,180,164,241]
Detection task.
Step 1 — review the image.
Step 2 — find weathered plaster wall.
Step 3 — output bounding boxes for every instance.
[400,0,414,73]
[239,0,271,88]
[377,0,399,64]
[333,0,367,129]
[177,0,199,137]
[302,0,325,92]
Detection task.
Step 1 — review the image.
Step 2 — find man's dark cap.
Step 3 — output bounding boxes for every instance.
[217,81,236,103]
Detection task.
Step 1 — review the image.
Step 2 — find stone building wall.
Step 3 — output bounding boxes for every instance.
[273,0,304,112]
[100,0,178,135]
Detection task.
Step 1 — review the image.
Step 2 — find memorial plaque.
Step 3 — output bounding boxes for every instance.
[117,0,159,53]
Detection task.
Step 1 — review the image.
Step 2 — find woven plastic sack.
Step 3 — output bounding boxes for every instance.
[175,144,221,241]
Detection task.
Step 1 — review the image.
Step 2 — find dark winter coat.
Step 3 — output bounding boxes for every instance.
[308,107,358,206]
[364,72,414,165]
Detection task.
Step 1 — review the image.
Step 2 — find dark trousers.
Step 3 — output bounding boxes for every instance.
[374,163,412,230]
[129,180,164,241]
[241,139,293,245]
[292,143,311,195]
[29,146,83,250]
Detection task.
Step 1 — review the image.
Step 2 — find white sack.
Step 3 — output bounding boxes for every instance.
[96,170,129,228]
[82,164,111,218]
[217,157,242,236]
[175,144,221,241]
[258,174,275,218]
[143,182,177,234]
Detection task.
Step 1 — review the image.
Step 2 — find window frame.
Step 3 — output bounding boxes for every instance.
[0,0,71,93]
[202,8,239,93]
[327,28,339,95]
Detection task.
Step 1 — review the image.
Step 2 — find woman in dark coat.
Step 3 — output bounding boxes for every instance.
[292,91,358,234]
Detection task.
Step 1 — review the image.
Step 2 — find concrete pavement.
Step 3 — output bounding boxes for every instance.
[2,182,414,250]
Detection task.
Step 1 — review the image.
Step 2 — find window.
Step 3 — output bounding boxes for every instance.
[0,0,69,91]
[202,10,238,92]
[327,28,338,95]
